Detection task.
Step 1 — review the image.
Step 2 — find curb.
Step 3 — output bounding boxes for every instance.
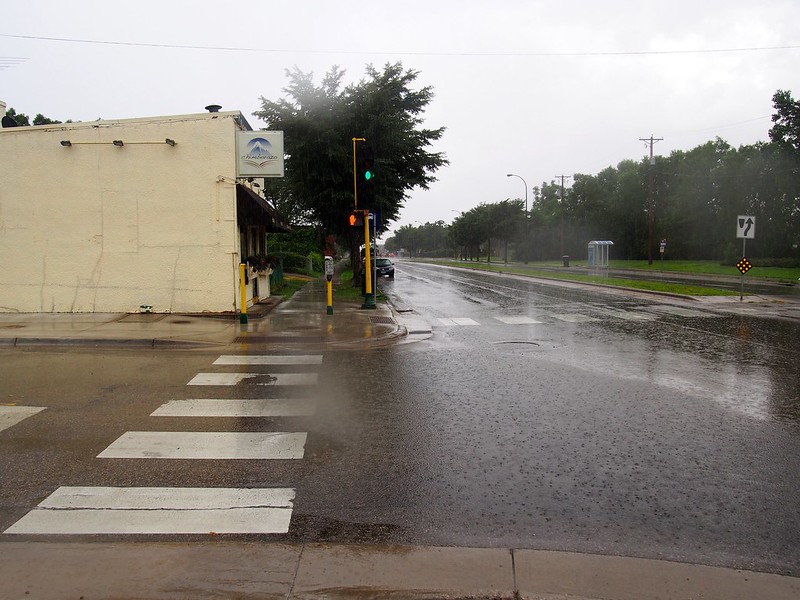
[3,337,226,349]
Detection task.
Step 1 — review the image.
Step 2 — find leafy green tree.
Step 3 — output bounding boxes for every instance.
[254,63,448,266]
[32,113,62,125]
[4,107,65,126]
[4,107,30,125]
[449,210,484,260]
[490,199,524,262]
[769,90,800,155]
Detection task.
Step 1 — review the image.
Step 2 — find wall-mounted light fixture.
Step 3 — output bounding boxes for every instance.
[58,139,177,147]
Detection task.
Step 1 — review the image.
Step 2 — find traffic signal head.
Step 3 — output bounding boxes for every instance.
[356,143,376,208]
[348,211,365,227]
[359,143,375,180]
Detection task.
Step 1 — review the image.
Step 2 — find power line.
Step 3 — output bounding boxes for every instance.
[1,33,799,57]
[0,56,29,69]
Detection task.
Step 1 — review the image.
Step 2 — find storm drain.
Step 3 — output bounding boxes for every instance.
[370,316,396,325]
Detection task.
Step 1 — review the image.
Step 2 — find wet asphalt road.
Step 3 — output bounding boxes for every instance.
[295,261,800,575]
[1,261,799,578]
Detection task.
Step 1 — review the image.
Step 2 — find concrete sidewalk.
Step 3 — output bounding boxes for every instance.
[0,278,420,349]
[1,541,798,600]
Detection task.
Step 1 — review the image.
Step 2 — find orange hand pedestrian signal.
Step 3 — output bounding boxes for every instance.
[348,211,364,227]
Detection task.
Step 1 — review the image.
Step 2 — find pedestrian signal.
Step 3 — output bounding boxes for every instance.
[348,211,364,227]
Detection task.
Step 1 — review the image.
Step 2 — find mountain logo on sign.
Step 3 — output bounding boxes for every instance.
[242,137,279,168]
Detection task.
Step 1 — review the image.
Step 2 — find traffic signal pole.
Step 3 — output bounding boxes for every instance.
[352,137,376,309]
[352,137,364,209]
[362,213,376,309]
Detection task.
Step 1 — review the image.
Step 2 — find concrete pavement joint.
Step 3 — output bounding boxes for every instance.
[510,549,521,600]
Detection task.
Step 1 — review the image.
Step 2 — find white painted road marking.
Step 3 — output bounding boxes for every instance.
[4,487,294,534]
[0,406,45,432]
[437,318,480,326]
[593,308,658,321]
[494,316,543,325]
[187,373,319,386]
[550,313,600,323]
[151,398,316,418]
[646,306,718,318]
[97,431,307,459]
[213,355,323,365]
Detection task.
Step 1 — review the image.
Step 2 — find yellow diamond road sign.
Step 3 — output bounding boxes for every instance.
[736,257,752,275]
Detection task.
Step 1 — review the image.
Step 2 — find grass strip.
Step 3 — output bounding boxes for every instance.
[434,261,737,296]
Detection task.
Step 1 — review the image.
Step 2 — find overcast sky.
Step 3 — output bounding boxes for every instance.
[3,1,799,239]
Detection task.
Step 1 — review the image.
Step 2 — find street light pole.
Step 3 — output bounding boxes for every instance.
[506,173,528,214]
[507,173,528,263]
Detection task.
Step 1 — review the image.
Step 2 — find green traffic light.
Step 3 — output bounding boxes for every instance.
[364,170,373,181]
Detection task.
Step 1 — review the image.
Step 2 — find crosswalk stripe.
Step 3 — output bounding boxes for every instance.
[39,486,295,509]
[0,406,45,433]
[437,317,480,326]
[494,316,543,325]
[4,353,326,536]
[213,355,323,365]
[4,487,294,535]
[592,308,658,321]
[151,398,316,418]
[97,431,307,459]
[187,372,318,386]
[645,306,717,318]
[550,313,600,323]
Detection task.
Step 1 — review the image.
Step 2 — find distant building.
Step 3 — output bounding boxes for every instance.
[0,109,288,313]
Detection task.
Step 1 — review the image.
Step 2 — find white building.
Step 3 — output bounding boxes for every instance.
[0,108,288,313]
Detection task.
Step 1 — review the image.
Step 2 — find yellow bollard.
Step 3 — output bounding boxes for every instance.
[239,263,248,324]
[325,255,334,315]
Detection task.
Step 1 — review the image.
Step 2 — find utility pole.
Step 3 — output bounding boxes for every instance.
[555,174,571,257]
[639,135,663,265]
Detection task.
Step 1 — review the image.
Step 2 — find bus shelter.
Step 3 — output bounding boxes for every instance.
[587,240,613,267]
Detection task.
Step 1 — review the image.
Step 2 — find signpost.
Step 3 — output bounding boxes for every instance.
[659,239,666,271]
[736,216,756,301]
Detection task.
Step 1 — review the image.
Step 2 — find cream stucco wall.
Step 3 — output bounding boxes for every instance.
[0,112,247,313]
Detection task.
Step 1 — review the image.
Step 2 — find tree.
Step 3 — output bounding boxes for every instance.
[489,199,523,263]
[254,63,448,261]
[769,90,800,155]
[33,113,63,125]
[449,210,484,261]
[3,107,65,126]
[4,107,30,126]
